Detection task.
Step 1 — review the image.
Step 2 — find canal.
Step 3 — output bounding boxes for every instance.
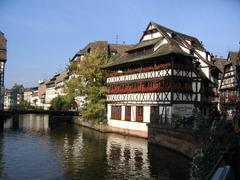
[0,114,190,179]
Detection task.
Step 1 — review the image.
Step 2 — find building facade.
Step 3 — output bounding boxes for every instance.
[55,70,69,96]
[4,84,24,110]
[45,78,57,109]
[103,22,219,136]
[23,88,33,103]
[38,80,47,107]
[219,51,240,119]
[4,89,13,110]
[0,32,7,110]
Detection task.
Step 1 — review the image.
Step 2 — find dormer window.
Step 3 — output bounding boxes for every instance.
[191,40,195,46]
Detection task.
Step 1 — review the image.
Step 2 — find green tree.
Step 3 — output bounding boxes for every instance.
[50,95,74,111]
[65,52,112,121]
[16,100,35,110]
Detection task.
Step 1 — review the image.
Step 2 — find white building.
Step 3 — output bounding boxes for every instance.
[103,22,220,137]
[45,79,57,109]
[23,88,33,103]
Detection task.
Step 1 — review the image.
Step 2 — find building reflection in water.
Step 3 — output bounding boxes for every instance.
[48,125,108,180]
[52,124,190,180]
[18,114,49,132]
[0,115,190,179]
[106,134,149,179]
[3,118,13,129]
[4,114,49,132]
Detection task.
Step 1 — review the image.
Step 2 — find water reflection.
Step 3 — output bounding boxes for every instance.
[4,114,49,132]
[19,114,49,132]
[0,114,190,179]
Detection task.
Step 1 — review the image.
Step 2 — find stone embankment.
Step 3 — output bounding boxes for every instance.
[73,117,147,138]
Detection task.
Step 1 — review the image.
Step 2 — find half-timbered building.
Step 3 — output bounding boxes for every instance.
[103,22,219,136]
[219,51,240,119]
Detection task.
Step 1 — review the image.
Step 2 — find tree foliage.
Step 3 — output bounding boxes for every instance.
[64,52,112,121]
[190,119,237,180]
[50,95,74,111]
[16,100,36,110]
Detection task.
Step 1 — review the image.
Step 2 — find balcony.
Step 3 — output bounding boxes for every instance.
[220,95,240,104]
[107,83,192,94]
[108,63,192,77]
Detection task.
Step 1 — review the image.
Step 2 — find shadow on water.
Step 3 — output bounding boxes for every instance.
[0,114,190,179]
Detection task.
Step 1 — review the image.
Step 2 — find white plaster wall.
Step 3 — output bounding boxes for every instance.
[179,45,189,54]
[131,105,136,121]
[108,119,148,132]
[148,25,154,30]
[143,106,150,123]
[196,49,207,60]
[142,32,161,41]
[107,104,111,120]
[154,39,168,51]
[186,40,191,45]
[45,87,57,104]
[121,105,125,120]
[24,92,32,103]
[202,67,209,79]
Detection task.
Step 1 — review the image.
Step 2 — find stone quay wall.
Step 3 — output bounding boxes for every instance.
[148,124,206,158]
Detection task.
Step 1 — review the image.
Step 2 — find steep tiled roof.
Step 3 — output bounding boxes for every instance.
[213,57,228,72]
[55,70,69,83]
[103,22,214,70]
[149,22,205,51]
[227,51,240,66]
[71,41,133,62]
[127,38,161,52]
[103,40,195,69]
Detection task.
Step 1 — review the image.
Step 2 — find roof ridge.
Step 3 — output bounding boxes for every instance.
[151,21,199,40]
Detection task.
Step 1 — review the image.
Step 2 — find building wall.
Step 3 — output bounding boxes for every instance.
[107,104,152,133]
[24,91,32,103]
[45,87,57,108]
[38,81,47,99]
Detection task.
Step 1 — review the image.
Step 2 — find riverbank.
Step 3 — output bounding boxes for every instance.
[73,117,147,138]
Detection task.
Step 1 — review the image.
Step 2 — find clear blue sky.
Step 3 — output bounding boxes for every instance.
[0,0,240,88]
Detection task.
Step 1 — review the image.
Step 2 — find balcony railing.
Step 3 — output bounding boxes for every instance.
[108,63,192,77]
[107,84,192,94]
[220,95,240,104]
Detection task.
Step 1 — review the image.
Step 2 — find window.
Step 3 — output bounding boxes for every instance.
[125,106,131,121]
[136,106,143,122]
[111,106,121,120]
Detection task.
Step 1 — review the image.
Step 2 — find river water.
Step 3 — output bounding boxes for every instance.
[0,114,190,179]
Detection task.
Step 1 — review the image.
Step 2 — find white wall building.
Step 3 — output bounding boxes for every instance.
[103,22,220,137]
